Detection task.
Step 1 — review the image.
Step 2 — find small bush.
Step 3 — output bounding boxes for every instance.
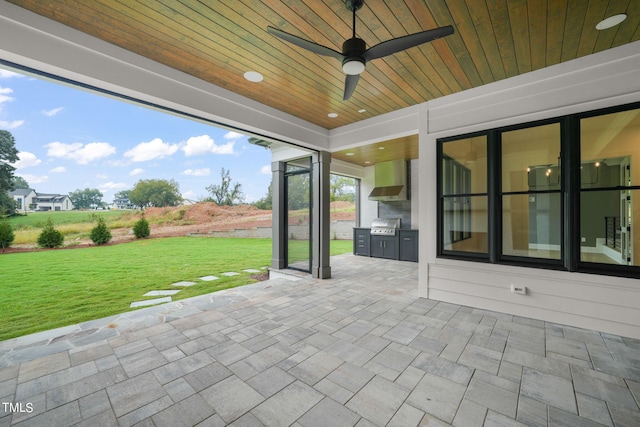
[90,216,112,245]
[37,218,64,248]
[133,215,150,238]
[0,219,15,249]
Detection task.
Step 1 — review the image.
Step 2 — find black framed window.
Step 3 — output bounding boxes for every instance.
[438,101,640,279]
[439,135,488,256]
[579,108,640,270]
[501,122,562,262]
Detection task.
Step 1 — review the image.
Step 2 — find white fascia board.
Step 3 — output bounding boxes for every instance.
[0,2,329,151]
[330,159,365,178]
[328,104,420,151]
[428,40,640,136]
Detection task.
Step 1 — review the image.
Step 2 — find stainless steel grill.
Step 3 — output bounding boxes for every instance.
[370,218,401,236]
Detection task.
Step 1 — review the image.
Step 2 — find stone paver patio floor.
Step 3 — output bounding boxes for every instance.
[1,254,639,426]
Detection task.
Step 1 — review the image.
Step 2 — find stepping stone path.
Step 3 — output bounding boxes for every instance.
[143,290,181,297]
[129,267,268,308]
[130,297,172,308]
[171,281,197,287]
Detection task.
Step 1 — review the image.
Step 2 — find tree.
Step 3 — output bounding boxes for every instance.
[253,181,272,210]
[69,188,104,210]
[0,216,15,250]
[89,215,112,245]
[129,179,181,208]
[133,214,150,238]
[0,192,16,216]
[330,175,356,202]
[12,176,30,189]
[113,189,131,201]
[37,218,64,248]
[206,168,244,206]
[0,130,19,193]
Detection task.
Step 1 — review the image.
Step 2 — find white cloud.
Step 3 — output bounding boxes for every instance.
[129,168,144,176]
[42,107,63,117]
[0,86,14,106]
[16,173,48,184]
[224,131,244,140]
[50,166,66,173]
[124,138,179,162]
[46,141,116,164]
[0,69,23,79]
[12,151,41,169]
[99,182,128,193]
[182,168,211,176]
[0,120,24,129]
[259,165,271,175]
[182,190,197,201]
[96,173,108,179]
[182,134,235,156]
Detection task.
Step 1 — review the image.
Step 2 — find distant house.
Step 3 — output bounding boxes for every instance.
[112,196,134,210]
[9,189,74,212]
[9,188,37,213]
[33,193,74,211]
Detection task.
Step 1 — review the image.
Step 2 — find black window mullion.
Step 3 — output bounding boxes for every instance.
[563,116,580,271]
[488,130,501,263]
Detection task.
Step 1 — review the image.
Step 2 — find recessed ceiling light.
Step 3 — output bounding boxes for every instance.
[328,112,339,118]
[364,161,371,164]
[345,152,355,156]
[378,147,385,150]
[358,109,366,113]
[244,71,263,82]
[596,14,627,30]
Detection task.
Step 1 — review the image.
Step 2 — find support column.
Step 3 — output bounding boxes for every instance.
[311,151,332,279]
[271,161,286,270]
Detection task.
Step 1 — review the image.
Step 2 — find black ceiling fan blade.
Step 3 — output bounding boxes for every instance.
[363,25,454,61]
[343,74,360,100]
[267,27,343,60]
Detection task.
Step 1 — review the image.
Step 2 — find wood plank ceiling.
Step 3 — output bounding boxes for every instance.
[6,0,639,134]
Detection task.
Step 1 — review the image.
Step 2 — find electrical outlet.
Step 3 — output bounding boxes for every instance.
[510,284,527,295]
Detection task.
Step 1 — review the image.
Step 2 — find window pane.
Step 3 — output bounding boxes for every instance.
[443,195,488,253]
[442,136,487,194]
[502,123,561,193]
[581,108,640,187]
[581,189,639,266]
[502,193,561,259]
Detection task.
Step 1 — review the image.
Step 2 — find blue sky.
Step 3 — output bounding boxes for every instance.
[0,68,272,203]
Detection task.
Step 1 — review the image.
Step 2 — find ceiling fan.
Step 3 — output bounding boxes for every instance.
[267,0,454,100]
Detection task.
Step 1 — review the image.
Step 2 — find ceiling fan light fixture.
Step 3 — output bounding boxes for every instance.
[596,14,627,30]
[342,58,365,75]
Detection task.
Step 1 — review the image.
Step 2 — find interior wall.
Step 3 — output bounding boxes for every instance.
[422,40,640,339]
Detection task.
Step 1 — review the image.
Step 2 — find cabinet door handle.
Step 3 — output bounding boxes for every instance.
[403,237,411,241]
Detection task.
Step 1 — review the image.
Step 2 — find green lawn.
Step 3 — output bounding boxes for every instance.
[0,237,353,341]
[8,210,128,227]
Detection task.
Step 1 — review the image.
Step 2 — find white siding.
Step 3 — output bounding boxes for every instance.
[422,40,640,339]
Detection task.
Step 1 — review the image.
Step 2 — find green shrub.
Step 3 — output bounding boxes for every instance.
[37,218,64,248]
[90,216,112,245]
[0,218,15,249]
[133,215,150,238]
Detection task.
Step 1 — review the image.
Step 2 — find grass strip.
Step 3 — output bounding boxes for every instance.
[0,237,352,341]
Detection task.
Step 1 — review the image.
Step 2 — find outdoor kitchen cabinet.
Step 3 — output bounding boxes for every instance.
[353,228,371,256]
[371,235,399,260]
[399,230,419,262]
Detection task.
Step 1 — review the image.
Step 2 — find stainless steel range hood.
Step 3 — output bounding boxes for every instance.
[368,160,408,201]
